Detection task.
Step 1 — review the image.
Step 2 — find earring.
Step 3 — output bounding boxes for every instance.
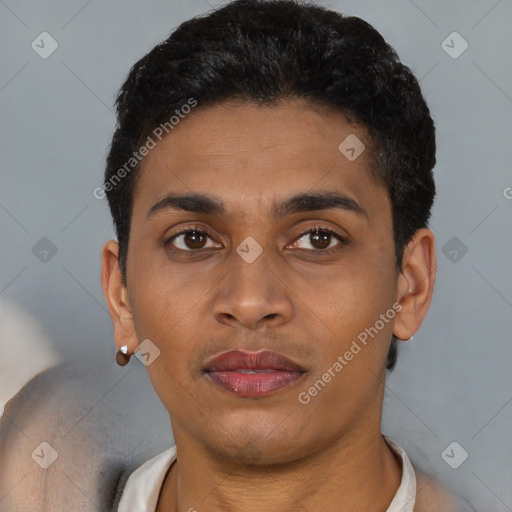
[395,334,414,342]
[115,344,131,366]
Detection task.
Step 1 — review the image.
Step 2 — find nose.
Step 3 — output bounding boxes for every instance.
[212,248,294,331]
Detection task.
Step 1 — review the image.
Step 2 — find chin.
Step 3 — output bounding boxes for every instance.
[204,423,315,467]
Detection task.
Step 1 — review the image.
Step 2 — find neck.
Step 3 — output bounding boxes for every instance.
[157,413,402,512]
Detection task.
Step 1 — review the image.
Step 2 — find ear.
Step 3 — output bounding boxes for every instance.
[101,240,139,355]
[393,228,437,341]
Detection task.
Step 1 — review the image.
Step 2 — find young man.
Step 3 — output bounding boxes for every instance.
[100,0,469,510]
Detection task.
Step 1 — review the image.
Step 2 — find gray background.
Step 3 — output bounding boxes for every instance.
[1,0,511,510]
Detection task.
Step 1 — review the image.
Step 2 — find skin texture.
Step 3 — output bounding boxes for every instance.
[101,98,437,511]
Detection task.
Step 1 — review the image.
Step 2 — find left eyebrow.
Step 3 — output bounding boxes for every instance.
[145,191,368,223]
[272,191,368,223]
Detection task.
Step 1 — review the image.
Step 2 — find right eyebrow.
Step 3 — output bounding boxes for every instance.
[146,193,224,221]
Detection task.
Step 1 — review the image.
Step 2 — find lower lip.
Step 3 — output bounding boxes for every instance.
[206,370,305,398]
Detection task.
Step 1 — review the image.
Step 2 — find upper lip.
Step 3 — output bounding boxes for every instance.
[204,350,306,373]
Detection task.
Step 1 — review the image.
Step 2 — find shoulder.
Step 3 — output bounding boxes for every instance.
[0,359,172,511]
[414,471,475,512]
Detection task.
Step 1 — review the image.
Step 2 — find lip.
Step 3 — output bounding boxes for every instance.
[204,350,306,398]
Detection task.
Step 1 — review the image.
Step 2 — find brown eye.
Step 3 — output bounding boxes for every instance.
[166,229,220,251]
[289,226,347,253]
[309,229,332,249]
[183,230,207,249]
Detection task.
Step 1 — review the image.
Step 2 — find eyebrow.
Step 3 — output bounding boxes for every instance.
[146,191,368,223]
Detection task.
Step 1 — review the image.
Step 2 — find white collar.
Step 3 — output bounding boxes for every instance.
[383,434,417,512]
[118,434,416,512]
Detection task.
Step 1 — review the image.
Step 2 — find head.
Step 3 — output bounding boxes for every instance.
[101,0,436,463]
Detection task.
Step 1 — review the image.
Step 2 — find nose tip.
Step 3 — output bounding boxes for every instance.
[217,311,280,330]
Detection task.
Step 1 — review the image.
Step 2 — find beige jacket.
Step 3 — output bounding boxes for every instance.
[414,471,473,512]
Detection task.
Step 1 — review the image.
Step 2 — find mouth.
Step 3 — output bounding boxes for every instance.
[203,349,307,398]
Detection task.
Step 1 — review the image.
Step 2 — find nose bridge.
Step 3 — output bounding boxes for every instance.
[212,238,293,329]
[231,241,275,291]
[229,239,277,302]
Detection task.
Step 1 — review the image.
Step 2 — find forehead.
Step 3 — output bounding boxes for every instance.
[131,99,389,223]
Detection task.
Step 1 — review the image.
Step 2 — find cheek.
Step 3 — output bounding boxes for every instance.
[311,259,397,368]
[131,275,203,411]
[299,273,395,425]
[130,257,200,333]
[128,268,201,386]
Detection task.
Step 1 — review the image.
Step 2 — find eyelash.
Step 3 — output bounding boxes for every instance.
[164,224,348,255]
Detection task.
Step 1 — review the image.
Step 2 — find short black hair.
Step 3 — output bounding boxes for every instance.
[104,0,436,372]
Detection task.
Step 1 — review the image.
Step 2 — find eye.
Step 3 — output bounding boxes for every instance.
[165,227,220,251]
[288,226,347,253]
[164,225,348,255]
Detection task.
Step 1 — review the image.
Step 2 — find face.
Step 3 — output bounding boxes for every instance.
[112,99,404,464]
